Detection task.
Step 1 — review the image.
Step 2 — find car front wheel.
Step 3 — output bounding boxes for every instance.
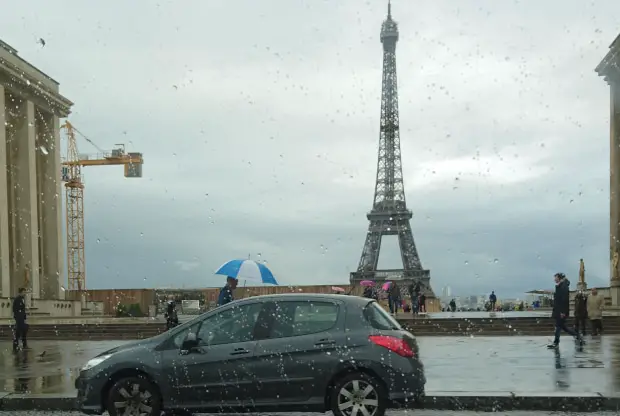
[330,372,386,416]
[106,375,162,416]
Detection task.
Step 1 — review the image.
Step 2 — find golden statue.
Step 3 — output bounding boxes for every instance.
[579,258,585,283]
[613,249,620,280]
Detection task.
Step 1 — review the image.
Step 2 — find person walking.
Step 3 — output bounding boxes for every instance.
[573,291,588,337]
[164,296,179,330]
[587,288,605,336]
[419,293,427,313]
[12,288,29,352]
[217,276,238,306]
[407,282,416,315]
[547,273,583,349]
[489,291,497,312]
[390,283,401,315]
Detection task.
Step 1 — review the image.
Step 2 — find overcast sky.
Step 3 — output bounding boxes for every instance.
[2,0,620,297]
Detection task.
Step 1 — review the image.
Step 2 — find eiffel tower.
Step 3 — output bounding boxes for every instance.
[350,1,435,296]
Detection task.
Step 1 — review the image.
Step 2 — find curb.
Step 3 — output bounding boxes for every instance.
[0,394,75,412]
[1,392,619,412]
[416,392,620,412]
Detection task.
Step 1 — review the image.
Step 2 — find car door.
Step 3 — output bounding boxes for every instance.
[251,299,343,404]
[163,301,263,408]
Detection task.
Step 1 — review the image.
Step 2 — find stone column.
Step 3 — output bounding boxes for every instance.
[36,111,63,299]
[7,99,40,298]
[53,115,65,300]
[0,86,10,298]
[611,80,620,306]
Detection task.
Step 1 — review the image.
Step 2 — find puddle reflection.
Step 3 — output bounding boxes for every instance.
[1,340,125,394]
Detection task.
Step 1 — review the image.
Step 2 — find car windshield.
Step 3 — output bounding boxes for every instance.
[364,301,402,330]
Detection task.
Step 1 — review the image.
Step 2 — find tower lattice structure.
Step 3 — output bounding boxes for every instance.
[350,2,434,296]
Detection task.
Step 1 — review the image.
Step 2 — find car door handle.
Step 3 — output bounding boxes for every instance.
[315,339,336,347]
[230,348,250,356]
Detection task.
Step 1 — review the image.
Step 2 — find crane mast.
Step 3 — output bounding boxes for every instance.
[60,121,143,292]
[61,121,85,291]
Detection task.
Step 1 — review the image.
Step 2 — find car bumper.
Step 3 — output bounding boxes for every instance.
[385,359,426,403]
[75,373,106,415]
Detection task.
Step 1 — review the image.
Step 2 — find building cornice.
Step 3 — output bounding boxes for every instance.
[596,33,620,85]
[0,58,73,117]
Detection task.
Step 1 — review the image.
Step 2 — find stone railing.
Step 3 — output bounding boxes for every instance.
[0,297,105,318]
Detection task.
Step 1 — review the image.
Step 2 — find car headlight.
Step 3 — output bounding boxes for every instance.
[81,354,112,371]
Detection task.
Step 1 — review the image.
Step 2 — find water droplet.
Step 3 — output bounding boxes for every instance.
[493,258,499,264]
[464,260,469,265]
[96,238,101,243]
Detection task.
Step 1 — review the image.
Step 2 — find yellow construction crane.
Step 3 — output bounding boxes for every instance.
[60,121,143,292]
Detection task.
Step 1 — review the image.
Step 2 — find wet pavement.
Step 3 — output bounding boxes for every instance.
[0,411,617,416]
[422,311,552,319]
[1,336,620,395]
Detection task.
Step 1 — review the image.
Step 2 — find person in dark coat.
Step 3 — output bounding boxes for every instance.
[573,291,588,336]
[548,273,583,349]
[419,293,427,313]
[12,288,28,352]
[388,283,401,314]
[217,276,238,306]
[164,296,179,330]
[489,291,497,311]
[363,286,374,299]
[407,283,418,315]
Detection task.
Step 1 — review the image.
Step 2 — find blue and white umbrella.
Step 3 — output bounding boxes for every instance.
[215,259,279,285]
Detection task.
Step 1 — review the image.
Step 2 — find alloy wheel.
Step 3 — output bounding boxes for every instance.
[113,382,154,416]
[337,379,380,416]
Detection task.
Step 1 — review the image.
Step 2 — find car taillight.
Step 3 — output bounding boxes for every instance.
[368,335,414,358]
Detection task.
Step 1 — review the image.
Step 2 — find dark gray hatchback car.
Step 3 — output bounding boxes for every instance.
[76,293,425,416]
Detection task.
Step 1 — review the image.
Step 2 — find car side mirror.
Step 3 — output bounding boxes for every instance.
[180,332,202,354]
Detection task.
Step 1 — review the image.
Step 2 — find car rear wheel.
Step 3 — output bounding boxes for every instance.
[106,375,162,416]
[330,372,386,416]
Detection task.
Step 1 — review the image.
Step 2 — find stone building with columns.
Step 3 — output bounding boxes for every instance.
[0,39,72,301]
[596,32,620,307]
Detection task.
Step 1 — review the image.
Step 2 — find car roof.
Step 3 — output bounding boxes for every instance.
[236,293,373,307]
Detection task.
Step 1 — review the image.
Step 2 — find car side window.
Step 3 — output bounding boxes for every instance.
[171,322,201,349]
[266,300,339,339]
[363,301,401,330]
[196,302,262,346]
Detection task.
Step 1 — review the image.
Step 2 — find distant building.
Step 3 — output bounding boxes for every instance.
[442,285,452,298]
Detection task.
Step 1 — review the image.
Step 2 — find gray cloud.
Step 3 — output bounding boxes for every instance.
[2,0,619,297]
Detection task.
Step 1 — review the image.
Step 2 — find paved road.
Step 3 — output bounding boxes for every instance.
[0,411,617,416]
[3,336,620,395]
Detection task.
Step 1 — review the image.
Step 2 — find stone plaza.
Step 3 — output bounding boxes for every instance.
[0,336,619,412]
